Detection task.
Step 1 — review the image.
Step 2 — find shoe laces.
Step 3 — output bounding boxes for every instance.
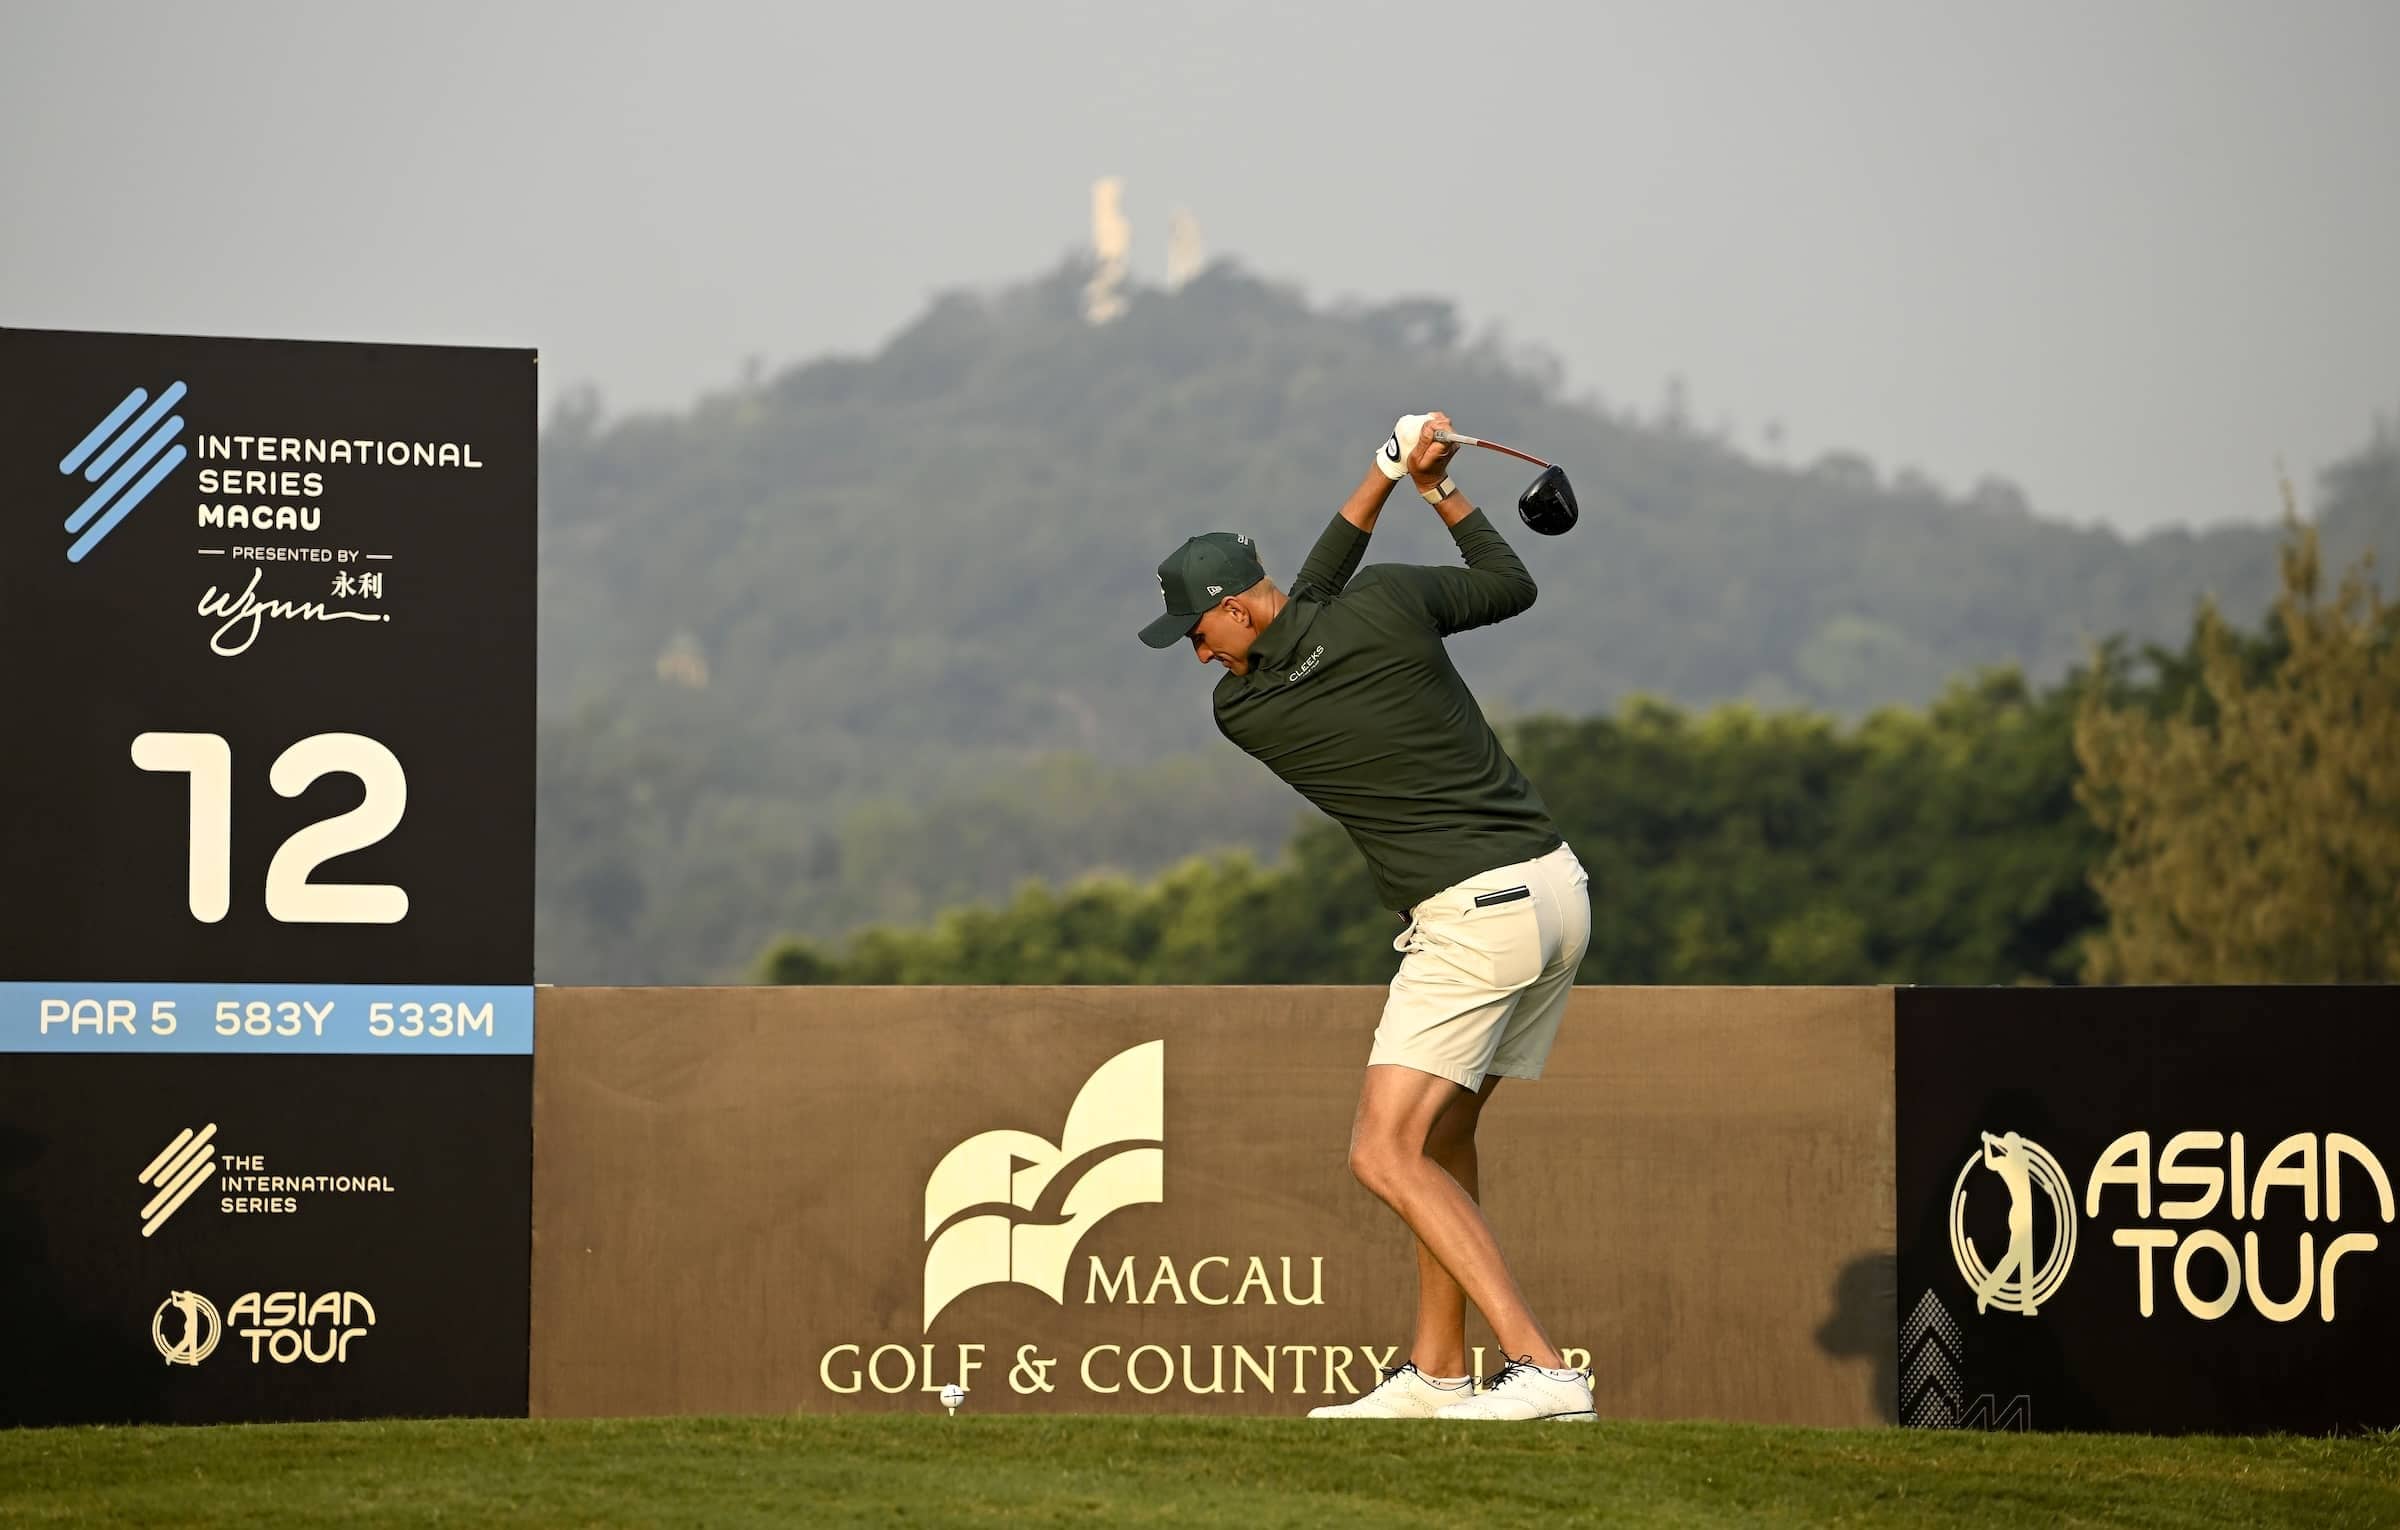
[1371,1363,1420,1393]
[1480,1356,1538,1392]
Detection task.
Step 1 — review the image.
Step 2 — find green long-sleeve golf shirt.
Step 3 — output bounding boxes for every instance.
[1212,508,1564,912]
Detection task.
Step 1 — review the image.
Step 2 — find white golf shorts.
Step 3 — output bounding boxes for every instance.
[1370,841,1591,1090]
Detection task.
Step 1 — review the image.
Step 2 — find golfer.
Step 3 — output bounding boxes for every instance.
[1137,412,1594,1422]
[1976,1131,2039,1315]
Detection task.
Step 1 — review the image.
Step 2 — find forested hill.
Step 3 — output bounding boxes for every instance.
[541,258,2391,755]
[533,258,2398,982]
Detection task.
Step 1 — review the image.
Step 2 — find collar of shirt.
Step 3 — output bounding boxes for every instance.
[1241,597,1321,684]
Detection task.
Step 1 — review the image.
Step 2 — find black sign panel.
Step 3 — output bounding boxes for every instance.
[1897,986,2398,1434]
[0,328,535,1426]
[0,327,532,982]
[0,1057,529,1426]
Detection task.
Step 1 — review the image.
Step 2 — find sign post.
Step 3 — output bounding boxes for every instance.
[0,328,536,1426]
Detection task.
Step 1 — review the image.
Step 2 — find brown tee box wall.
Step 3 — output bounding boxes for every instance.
[530,986,1895,1424]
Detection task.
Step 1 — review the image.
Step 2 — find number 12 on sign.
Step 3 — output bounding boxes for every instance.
[131,731,409,924]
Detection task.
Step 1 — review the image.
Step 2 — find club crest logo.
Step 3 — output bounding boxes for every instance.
[921,1041,1164,1330]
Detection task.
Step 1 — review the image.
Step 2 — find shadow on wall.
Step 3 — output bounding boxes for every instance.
[1815,1251,1898,1425]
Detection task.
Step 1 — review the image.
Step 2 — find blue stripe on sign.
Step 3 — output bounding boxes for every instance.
[59,387,148,475]
[81,380,187,482]
[65,417,184,535]
[67,440,187,561]
[1,983,534,1055]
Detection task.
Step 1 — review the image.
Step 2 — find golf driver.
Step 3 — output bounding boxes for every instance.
[1430,427,1579,535]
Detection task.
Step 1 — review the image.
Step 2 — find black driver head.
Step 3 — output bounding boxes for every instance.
[1517,464,1579,535]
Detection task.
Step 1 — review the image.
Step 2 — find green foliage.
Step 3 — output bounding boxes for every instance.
[760,667,2110,986]
[2076,500,2400,982]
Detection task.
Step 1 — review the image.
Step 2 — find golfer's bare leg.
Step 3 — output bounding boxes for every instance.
[1350,1063,1564,1370]
[1410,1077,1499,1377]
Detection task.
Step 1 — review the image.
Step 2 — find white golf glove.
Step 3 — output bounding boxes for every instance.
[1375,413,1434,481]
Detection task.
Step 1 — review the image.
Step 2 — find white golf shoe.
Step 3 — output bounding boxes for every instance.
[1306,1363,1475,1419]
[1434,1358,1598,1422]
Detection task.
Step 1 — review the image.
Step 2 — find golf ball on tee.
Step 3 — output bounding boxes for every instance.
[939,1383,966,1411]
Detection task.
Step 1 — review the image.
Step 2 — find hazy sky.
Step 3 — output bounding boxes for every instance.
[5,0,2392,531]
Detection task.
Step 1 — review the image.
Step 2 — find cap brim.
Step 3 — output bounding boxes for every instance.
[1139,607,1203,649]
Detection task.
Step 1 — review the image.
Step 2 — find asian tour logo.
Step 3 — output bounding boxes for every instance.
[59,381,189,562]
[1950,1130,2078,1317]
[150,1288,377,1365]
[152,1290,221,1366]
[1948,1127,2391,1322]
[921,1040,1164,1330]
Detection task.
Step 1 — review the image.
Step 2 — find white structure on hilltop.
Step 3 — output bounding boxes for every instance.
[1166,207,1205,290]
[1085,177,1131,325]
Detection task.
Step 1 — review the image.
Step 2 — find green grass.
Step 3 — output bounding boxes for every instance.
[1,1416,2394,1528]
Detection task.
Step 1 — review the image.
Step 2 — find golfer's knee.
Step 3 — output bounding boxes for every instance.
[1347,1135,1417,1199]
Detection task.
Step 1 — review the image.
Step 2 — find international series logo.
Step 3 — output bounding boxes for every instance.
[54,378,489,655]
[137,1122,397,1237]
[138,1125,220,1238]
[58,381,188,562]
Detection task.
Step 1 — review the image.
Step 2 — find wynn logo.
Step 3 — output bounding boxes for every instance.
[139,1124,218,1238]
[922,1040,1164,1330]
[59,381,189,562]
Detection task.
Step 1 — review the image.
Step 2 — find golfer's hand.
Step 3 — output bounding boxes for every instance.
[1375,413,1434,481]
[1408,411,1460,484]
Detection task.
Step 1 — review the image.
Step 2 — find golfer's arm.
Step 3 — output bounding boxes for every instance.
[1339,465,1402,533]
[1428,481,1480,529]
[1291,468,1393,598]
[1444,505,1537,618]
[1394,505,1539,633]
